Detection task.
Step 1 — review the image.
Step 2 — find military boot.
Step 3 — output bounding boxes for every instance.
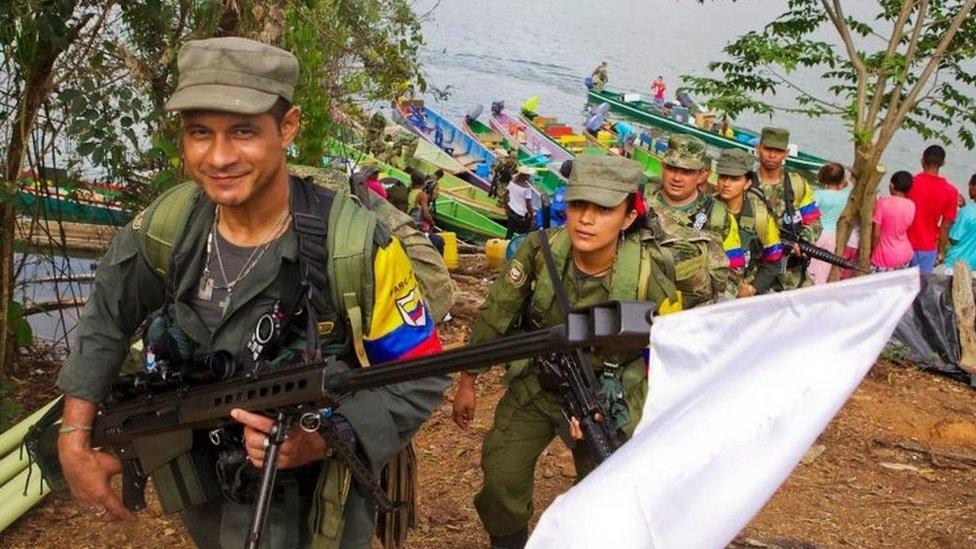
[490,527,528,549]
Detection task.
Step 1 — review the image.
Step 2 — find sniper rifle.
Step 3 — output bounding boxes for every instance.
[26,301,653,549]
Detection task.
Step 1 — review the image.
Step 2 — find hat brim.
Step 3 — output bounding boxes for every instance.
[565,184,629,208]
[165,84,280,114]
[717,168,749,177]
[664,158,707,171]
[759,139,789,151]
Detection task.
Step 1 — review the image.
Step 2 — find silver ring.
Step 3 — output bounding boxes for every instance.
[94,507,109,518]
[262,436,270,450]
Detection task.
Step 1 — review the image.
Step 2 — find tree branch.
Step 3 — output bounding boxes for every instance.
[878,0,976,151]
[864,0,916,129]
[882,0,929,131]
[821,0,869,130]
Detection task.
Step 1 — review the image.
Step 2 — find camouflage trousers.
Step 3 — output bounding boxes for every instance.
[474,376,597,537]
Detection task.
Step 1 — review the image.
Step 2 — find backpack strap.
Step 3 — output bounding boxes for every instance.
[135,182,201,278]
[326,185,378,368]
[609,235,641,302]
[530,229,571,319]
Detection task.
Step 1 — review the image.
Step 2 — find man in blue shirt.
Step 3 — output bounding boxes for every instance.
[945,174,976,270]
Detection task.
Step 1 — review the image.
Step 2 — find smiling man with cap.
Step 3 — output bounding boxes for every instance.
[452,155,726,548]
[753,126,822,290]
[55,36,449,548]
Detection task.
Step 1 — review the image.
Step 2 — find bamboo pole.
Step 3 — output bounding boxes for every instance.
[0,398,59,457]
[0,446,31,487]
[0,465,50,533]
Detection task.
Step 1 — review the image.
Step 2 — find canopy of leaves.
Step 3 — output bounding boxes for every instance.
[684,0,976,150]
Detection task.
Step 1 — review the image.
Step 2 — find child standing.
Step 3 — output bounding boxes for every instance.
[871,171,917,271]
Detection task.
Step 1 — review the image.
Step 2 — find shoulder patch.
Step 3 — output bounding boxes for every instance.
[131,208,147,231]
[507,259,527,288]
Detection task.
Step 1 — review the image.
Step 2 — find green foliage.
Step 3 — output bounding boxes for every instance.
[6,299,32,347]
[685,0,976,152]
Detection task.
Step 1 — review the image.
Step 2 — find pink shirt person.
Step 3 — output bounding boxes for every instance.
[872,171,917,269]
[651,76,666,103]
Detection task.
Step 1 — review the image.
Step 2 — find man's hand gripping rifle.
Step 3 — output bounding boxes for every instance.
[27,301,653,548]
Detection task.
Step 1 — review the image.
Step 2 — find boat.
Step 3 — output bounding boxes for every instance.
[323,139,506,238]
[517,97,608,160]
[392,100,495,192]
[587,88,830,172]
[433,197,507,241]
[413,138,468,175]
[487,102,574,167]
[17,182,126,225]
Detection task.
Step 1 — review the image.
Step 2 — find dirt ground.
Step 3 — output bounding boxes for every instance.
[2,256,975,548]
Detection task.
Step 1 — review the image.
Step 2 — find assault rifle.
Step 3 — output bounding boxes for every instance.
[747,187,869,274]
[27,301,653,549]
[778,227,869,274]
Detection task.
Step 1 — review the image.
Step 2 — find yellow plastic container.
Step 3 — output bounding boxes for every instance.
[440,232,459,270]
[485,238,509,270]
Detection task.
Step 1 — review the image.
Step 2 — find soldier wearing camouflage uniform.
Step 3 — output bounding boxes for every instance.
[364,111,388,158]
[451,155,727,549]
[647,135,738,299]
[590,61,608,93]
[380,129,419,165]
[753,127,823,290]
[714,149,784,297]
[490,150,519,199]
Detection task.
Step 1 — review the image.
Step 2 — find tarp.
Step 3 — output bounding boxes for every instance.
[890,273,973,384]
[528,269,919,549]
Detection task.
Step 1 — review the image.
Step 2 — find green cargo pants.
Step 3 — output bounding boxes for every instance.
[473,375,597,537]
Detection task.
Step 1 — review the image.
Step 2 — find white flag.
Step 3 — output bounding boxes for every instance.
[528,269,919,549]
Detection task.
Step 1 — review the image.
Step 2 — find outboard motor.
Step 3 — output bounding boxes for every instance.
[491,101,505,116]
[466,104,484,122]
[676,88,697,110]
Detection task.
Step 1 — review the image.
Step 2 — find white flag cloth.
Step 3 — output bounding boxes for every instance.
[527,269,919,549]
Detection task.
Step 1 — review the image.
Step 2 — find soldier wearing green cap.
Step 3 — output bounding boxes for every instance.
[754,126,823,290]
[451,155,725,548]
[647,134,739,299]
[54,36,449,548]
[714,149,784,296]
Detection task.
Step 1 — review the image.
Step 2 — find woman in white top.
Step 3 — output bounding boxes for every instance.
[505,167,536,238]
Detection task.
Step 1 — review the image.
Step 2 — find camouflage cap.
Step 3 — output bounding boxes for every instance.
[165,37,298,114]
[760,127,790,150]
[716,149,755,176]
[566,155,642,207]
[664,135,709,170]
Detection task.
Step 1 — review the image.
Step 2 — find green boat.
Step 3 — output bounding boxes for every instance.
[588,88,830,172]
[398,154,505,221]
[17,184,126,225]
[433,197,507,241]
[323,138,506,239]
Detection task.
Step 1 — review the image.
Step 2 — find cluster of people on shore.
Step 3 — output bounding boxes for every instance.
[811,144,971,281]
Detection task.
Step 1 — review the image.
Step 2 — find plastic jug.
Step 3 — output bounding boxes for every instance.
[440,232,459,270]
[485,238,509,270]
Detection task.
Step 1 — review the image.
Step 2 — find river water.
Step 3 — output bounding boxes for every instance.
[409,0,972,192]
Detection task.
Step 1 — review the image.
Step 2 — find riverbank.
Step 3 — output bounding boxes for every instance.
[1,258,974,547]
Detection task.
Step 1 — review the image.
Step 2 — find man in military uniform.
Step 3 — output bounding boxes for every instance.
[647,134,738,299]
[753,127,822,290]
[714,149,784,297]
[590,60,608,93]
[364,111,389,158]
[55,37,448,548]
[490,149,518,198]
[451,155,727,548]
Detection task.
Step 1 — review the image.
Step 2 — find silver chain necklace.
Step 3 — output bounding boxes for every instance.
[198,205,290,310]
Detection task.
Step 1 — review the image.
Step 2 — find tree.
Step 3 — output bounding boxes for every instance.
[0,0,430,374]
[685,0,976,275]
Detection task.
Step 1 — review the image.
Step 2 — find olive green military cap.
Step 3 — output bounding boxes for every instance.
[716,149,755,176]
[760,127,790,150]
[165,37,298,114]
[664,135,709,170]
[566,155,642,207]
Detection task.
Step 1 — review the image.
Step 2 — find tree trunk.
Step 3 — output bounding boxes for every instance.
[830,146,885,282]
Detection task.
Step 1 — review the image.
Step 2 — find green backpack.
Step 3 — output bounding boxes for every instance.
[134,165,455,366]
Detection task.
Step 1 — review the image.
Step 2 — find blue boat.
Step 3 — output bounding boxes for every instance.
[392,100,495,192]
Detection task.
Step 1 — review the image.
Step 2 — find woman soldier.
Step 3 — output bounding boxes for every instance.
[713,149,784,297]
[451,155,723,548]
